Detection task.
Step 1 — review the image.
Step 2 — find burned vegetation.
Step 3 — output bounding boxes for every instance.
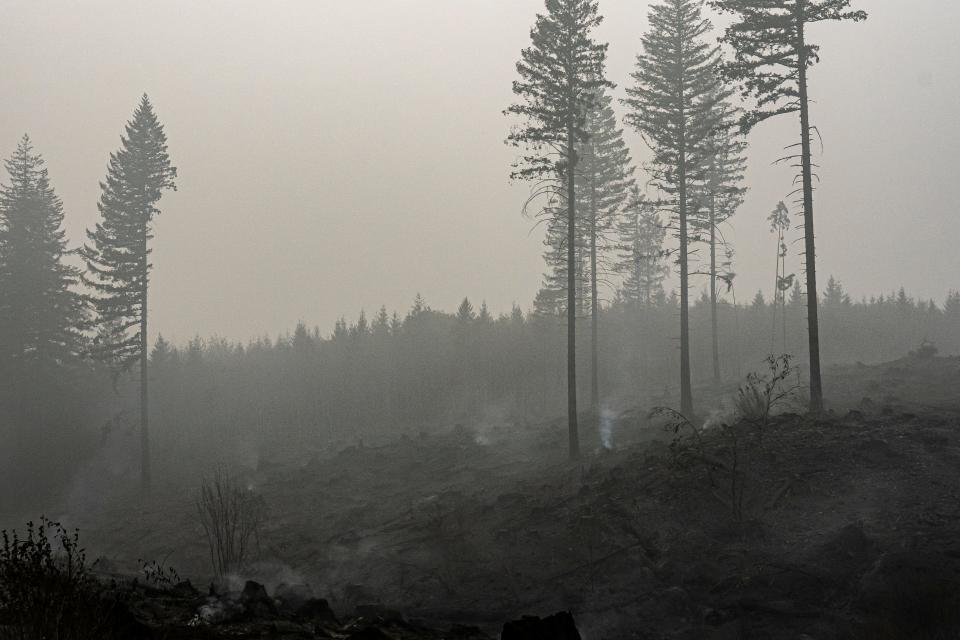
[1,0,959,639]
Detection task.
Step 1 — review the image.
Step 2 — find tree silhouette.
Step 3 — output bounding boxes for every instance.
[623,0,727,415]
[83,95,177,493]
[767,201,793,353]
[710,0,867,411]
[0,135,86,370]
[693,99,747,383]
[506,0,611,458]
[616,186,668,307]
[576,88,634,413]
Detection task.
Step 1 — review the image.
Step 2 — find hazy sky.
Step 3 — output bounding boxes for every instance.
[1,1,957,344]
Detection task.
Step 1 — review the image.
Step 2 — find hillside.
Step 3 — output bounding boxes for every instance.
[11,354,960,639]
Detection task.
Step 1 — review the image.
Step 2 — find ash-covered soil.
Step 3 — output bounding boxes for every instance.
[15,355,960,639]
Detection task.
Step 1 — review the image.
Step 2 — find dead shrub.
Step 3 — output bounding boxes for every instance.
[196,468,266,578]
[734,354,803,435]
[653,354,802,523]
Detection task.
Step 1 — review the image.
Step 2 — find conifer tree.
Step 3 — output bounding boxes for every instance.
[506,0,610,458]
[537,88,634,412]
[616,187,668,307]
[709,0,867,411]
[0,135,86,369]
[409,293,429,319]
[454,297,476,382]
[944,292,960,317]
[83,95,177,493]
[767,201,793,353]
[623,0,727,415]
[752,289,767,310]
[693,100,747,383]
[539,205,589,317]
[456,297,476,324]
[822,275,850,309]
[0,136,87,504]
[350,310,369,339]
[150,334,173,369]
[333,317,349,340]
[532,286,564,319]
[478,301,493,324]
[789,279,804,307]
[576,88,634,413]
[389,312,403,336]
[372,306,391,337]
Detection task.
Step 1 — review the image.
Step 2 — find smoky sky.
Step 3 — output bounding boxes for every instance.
[1,0,957,344]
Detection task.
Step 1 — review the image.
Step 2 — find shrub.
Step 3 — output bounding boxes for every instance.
[653,355,803,523]
[0,518,124,640]
[197,468,267,578]
[734,354,802,433]
[139,556,180,589]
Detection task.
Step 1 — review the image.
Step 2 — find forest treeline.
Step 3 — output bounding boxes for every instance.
[5,284,951,507]
[140,286,958,459]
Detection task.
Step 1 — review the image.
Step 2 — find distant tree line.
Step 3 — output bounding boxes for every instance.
[125,286,958,481]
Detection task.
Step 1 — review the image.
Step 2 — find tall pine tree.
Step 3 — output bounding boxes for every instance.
[536,87,634,413]
[576,88,634,413]
[0,135,86,370]
[506,0,610,458]
[623,0,727,416]
[709,0,867,411]
[83,95,177,492]
[692,99,747,383]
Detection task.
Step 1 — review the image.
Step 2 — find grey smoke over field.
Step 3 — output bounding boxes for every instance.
[0,0,956,342]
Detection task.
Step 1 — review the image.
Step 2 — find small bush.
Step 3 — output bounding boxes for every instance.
[651,406,707,469]
[912,339,938,359]
[139,556,180,589]
[0,518,124,640]
[653,355,803,523]
[197,468,267,578]
[734,354,802,431]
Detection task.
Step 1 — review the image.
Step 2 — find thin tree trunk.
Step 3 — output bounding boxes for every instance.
[140,232,151,493]
[589,177,599,415]
[566,124,580,459]
[772,228,781,354]
[709,193,720,384]
[13,323,27,467]
[797,13,823,412]
[678,131,693,416]
[782,280,788,353]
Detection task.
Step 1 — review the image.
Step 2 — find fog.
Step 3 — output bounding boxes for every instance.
[1,0,957,343]
[4,1,960,638]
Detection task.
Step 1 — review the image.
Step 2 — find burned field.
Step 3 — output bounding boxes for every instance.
[6,354,956,639]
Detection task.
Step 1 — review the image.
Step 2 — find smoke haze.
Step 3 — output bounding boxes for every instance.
[0,0,956,342]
